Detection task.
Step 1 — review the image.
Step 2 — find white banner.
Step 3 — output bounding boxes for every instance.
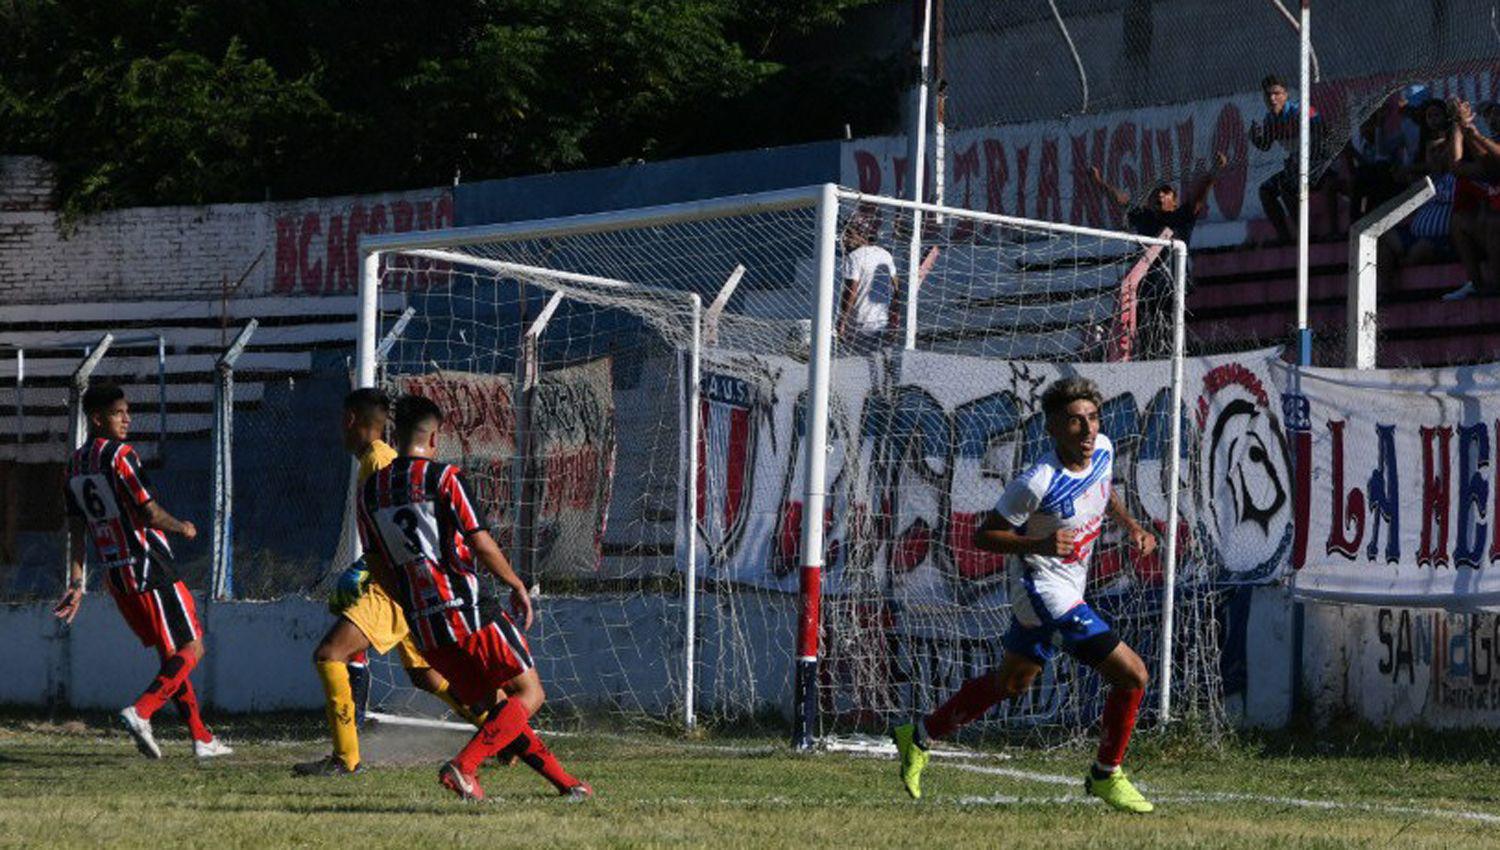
[1277,361,1500,610]
[685,347,1292,604]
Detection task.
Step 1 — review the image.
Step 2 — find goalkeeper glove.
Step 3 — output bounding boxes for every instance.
[329,558,370,614]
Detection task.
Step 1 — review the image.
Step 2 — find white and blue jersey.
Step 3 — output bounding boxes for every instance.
[995,433,1117,663]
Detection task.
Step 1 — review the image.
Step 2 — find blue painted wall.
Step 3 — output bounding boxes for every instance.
[454,141,841,226]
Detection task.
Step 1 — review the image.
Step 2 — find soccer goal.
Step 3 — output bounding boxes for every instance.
[353,184,1223,747]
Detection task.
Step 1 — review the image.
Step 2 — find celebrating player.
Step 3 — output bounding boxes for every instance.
[53,383,232,760]
[295,388,489,776]
[355,395,589,801]
[892,377,1158,813]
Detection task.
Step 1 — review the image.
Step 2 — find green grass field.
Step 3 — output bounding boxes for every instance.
[2,713,1498,849]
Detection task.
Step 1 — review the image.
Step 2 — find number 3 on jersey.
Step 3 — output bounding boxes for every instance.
[374,502,439,566]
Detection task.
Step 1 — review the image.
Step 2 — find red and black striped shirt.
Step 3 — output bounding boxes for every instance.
[355,456,490,651]
[64,438,176,594]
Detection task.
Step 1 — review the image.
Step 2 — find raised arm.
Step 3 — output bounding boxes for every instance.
[1089,165,1131,209]
[1188,152,1229,216]
[1458,100,1500,161]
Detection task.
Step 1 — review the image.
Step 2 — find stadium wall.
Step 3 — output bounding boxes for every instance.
[0,156,454,304]
[0,592,795,716]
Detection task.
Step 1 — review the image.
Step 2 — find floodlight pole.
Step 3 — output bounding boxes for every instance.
[211,320,258,600]
[904,0,934,351]
[1296,0,1312,367]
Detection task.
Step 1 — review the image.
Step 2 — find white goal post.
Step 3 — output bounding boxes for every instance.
[354,183,1193,746]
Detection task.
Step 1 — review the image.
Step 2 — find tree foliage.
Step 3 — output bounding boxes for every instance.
[0,0,897,217]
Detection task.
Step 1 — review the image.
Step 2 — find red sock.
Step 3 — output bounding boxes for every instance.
[498,724,579,792]
[170,680,214,743]
[134,649,199,720]
[1096,687,1144,770]
[923,673,1006,741]
[453,698,529,775]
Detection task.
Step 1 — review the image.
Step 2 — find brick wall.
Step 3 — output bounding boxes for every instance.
[0,155,454,305]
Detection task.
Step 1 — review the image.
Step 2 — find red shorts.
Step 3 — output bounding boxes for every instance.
[424,616,534,706]
[109,580,202,655]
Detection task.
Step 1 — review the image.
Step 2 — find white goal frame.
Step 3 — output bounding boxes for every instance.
[356,183,1188,745]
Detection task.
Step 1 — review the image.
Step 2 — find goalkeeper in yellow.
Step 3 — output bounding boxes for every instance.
[294,389,487,775]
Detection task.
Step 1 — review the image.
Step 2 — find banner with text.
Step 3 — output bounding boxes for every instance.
[685,347,1292,604]
[1278,361,1500,610]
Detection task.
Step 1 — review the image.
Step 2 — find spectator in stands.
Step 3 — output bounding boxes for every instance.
[1250,74,1333,245]
[838,210,899,354]
[1088,151,1227,357]
[1379,99,1459,294]
[1345,110,1402,221]
[1441,99,1500,300]
[1089,151,1228,245]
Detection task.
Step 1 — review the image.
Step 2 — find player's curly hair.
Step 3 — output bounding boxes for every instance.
[1041,376,1102,421]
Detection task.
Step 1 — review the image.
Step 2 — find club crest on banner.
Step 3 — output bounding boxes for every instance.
[1194,362,1294,582]
[694,360,778,569]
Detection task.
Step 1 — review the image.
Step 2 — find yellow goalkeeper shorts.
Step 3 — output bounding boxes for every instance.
[341,579,429,670]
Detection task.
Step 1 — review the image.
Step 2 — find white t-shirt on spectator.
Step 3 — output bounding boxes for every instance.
[842,245,896,334]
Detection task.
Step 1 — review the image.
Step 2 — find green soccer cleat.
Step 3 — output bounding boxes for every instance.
[1085,769,1155,813]
[892,723,929,799]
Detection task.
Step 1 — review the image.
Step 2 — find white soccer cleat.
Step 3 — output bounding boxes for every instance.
[118,706,162,759]
[194,736,234,759]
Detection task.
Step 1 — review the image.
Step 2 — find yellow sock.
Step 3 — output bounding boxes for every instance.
[431,680,488,727]
[315,661,360,770]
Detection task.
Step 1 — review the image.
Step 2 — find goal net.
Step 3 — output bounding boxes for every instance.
[355,185,1225,746]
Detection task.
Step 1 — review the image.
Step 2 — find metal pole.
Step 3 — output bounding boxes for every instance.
[65,334,114,590]
[514,290,563,588]
[793,184,840,749]
[156,334,167,457]
[1159,242,1188,721]
[14,349,23,458]
[903,0,933,351]
[212,321,257,600]
[357,252,381,388]
[337,250,383,575]
[1296,0,1312,366]
[684,293,702,731]
[1346,178,1434,369]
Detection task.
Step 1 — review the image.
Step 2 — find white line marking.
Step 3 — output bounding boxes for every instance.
[945,762,1500,823]
[948,763,1077,786]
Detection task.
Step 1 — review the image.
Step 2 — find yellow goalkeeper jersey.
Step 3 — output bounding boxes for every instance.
[357,439,398,578]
